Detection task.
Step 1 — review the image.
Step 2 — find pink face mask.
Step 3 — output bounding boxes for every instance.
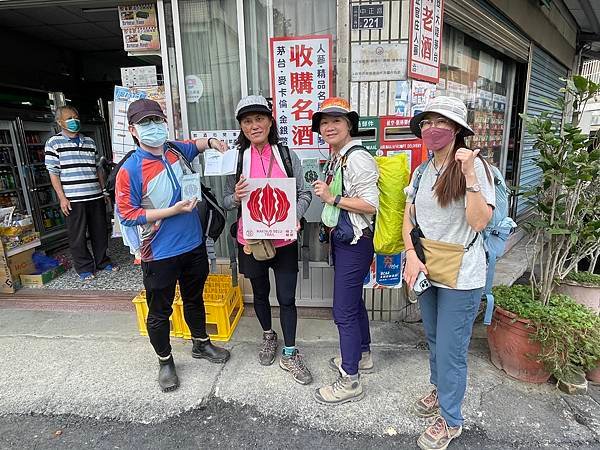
[421,127,456,151]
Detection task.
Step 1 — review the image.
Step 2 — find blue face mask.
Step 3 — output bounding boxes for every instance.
[65,118,81,133]
[134,121,168,147]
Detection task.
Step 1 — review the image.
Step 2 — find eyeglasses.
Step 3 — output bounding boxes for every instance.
[137,117,165,126]
[419,117,453,130]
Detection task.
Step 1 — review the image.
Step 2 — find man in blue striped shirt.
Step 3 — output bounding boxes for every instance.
[45,106,116,280]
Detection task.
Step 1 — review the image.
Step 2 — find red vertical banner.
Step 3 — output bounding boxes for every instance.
[408,0,444,83]
[270,35,333,160]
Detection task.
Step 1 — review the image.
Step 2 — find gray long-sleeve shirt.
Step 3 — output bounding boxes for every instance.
[222,145,312,221]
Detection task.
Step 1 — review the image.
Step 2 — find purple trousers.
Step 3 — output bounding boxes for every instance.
[332,233,373,375]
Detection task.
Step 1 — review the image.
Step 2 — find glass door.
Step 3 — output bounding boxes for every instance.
[16,119,67,243]
[0,120,28,214]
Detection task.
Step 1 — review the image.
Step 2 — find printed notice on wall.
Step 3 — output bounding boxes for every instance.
[408,0,444,83]
[270,35,332,161]
[351,43,408,82]
[120,66,158,87]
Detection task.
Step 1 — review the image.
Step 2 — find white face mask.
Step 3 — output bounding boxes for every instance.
[134,122,168,147]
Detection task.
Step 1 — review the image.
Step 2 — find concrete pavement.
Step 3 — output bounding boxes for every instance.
[1,308,599,448]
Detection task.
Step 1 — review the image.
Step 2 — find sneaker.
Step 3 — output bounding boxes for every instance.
[79,272,95,281]
[417,416,463,450]
[102,264,119,272]
[258,331,278,366]
[328,351,374,374]
[313,370,364,405]
[279,349,313,385]
[413,388,440,417]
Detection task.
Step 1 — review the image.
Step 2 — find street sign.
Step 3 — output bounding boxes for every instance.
[351,4,385,30]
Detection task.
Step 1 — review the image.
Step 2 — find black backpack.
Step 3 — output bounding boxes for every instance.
[105,149,136,203]
[165,142,226,241]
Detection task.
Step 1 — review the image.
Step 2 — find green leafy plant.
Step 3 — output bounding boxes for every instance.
[493,285,600,380]
[520,75,600,305]
[565,271,600,286]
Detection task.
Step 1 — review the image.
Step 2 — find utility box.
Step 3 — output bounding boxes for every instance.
[379,115,427,173]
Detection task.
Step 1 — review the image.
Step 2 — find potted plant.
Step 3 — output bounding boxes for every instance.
[489,285,600,388]
[555,271,600,315]
[487,75,600,389]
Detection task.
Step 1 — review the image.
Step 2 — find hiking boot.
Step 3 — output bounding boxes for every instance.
[328,351,374,374]
[313,370,364,405]
[279,349,313,385]
[413,388,440,417]
[158,355,179,393]
[417,416,463,450]
[258,330,278,366]
[191,337,230,363]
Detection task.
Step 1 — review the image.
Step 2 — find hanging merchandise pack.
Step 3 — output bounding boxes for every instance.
[373,153,410,255]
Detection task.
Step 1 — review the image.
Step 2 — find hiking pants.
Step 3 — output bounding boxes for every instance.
[418,286,482,427]
[332,233,373,376]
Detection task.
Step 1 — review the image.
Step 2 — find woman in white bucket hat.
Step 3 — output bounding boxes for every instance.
[403,96,495,450]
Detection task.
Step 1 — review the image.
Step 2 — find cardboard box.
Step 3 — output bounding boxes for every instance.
[8,249,35,288]
[0,243,13,293]
[20,265,66,287]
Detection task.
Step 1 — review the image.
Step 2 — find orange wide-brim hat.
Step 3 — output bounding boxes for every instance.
[311,97,359,135]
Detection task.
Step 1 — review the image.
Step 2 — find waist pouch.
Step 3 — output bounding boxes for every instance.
[420,237,464,288]
[332,209,355,244]
[245,239,276,261]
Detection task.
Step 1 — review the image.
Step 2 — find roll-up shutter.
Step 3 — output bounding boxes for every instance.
[444,0,530,62]
[516,44,568,221]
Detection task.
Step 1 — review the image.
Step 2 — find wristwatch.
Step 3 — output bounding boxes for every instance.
[466,183,481,193]
[207,138,215,149]
[333,195,342,207]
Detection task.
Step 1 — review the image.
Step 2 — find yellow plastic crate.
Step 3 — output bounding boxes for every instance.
[132,275,243,342]
[177,275,244,342]
[132,290,184,338]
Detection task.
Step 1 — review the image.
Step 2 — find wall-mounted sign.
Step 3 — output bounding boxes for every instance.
[118,4,157,28]
[185,75,204,103]
[408,0,444,83]
[351,4,385,30]
[270,34,333,161]
[122,26,160,52]
[118,4,160,53]
[120,66,157,87]
[351,42,408,82]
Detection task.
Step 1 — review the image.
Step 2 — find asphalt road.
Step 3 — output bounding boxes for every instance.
[1,397,598,450]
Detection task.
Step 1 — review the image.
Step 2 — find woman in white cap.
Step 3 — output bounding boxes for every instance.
[223,95,313,385]
[312,97,379,405]
[403,96,495,450]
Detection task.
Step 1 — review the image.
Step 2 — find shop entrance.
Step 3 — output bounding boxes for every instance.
[0,2,164,293]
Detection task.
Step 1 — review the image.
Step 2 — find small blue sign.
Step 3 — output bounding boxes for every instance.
[375,253,402,287]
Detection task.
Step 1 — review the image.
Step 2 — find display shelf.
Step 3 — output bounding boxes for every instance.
[0,188,18,194]
[34,182,52,188]
[40,201,59,208]
[5,239,41,257]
